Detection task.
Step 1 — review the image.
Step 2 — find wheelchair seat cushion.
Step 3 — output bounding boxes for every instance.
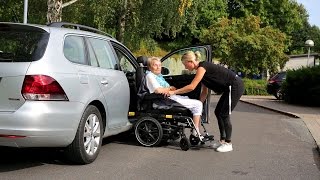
[152,98,185,110]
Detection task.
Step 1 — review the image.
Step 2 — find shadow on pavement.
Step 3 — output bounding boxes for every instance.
[0,131,139,172]
[0,147,66,172]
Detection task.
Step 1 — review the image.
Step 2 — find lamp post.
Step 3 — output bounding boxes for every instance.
[305,39,314,67]
[23,0,28,24]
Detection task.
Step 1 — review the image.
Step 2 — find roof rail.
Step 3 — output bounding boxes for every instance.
[48,22,113,38]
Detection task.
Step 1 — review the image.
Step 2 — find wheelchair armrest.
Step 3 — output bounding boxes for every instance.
[143,93,165,100]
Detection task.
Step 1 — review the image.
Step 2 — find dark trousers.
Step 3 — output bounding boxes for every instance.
[214,77,244,143]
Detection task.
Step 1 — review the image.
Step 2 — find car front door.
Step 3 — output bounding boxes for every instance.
[160,45,212,122]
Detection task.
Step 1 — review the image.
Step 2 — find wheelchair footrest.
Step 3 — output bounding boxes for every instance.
[202,135,214,141]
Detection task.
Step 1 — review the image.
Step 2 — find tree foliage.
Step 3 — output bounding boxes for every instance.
[200,15,289,76]
[0,0,319,73]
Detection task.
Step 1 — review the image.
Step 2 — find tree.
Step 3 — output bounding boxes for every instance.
[226,0,309,55]
[47,0,79,23]
[157,0,228,50]
[61,0,189,50]
[200,15,289,76]
[0,0,23,22]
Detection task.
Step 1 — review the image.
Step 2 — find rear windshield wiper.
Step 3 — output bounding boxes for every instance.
[0,57,13,62]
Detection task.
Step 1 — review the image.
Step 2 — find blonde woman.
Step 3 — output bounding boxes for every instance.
[169,51,244,152]
[145,57,204,140]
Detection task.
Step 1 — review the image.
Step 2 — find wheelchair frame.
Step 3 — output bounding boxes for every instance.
[129,108,213,151]
[127,56,213,151]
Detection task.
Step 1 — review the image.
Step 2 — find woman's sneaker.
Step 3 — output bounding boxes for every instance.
[210,141,222,149]
[216,143,233,152]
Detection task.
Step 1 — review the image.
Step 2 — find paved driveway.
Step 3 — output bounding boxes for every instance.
[0,95,319,180]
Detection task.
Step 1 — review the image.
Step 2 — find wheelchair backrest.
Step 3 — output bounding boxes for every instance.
[136,56,148,90]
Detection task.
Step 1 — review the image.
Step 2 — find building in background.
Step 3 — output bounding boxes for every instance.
[284,53,319,71]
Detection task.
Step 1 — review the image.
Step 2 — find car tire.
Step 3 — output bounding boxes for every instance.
[65,105,103,164]
[275,89,283,100]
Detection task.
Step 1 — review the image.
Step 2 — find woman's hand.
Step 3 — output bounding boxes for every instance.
[169,86,176,91]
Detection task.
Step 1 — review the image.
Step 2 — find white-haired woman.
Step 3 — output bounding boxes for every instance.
[146,57,204,140]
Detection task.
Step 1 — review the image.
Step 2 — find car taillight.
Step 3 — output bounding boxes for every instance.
[22,75,69,101]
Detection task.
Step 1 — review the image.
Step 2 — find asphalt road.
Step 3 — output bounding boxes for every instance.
[1,96,319,180]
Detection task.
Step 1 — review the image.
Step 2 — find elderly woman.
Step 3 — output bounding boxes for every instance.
[145,57,204,140]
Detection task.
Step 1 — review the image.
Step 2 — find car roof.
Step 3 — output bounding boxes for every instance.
[0,22,119,43]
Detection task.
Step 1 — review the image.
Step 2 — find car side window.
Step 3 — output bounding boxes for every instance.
[86,39,99,67]
[88,38,117,69]
[63,36,86,65]
[114,48,135,73]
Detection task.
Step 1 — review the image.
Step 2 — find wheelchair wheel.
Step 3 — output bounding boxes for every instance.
[189,134,200,146]
[134,117,163,147]
[171,132,181,141]
[179,137,191,151]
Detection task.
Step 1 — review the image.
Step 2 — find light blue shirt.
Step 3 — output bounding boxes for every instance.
[146,71,170,88]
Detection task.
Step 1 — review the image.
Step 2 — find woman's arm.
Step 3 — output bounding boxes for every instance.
[170,67,206,95]
[199,84,208,103]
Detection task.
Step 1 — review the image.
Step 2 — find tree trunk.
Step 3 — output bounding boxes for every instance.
[47,0,79,24]
[116,0,127,43]
[47,0,63,23]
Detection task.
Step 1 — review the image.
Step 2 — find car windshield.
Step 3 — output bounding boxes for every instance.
[0,24,49,62]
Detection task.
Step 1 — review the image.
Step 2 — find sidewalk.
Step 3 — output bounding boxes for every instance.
[240,95,320,152]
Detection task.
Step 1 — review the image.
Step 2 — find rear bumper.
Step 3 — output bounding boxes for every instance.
[0,101,85,147]
[267,84,280,95]
[267,84,274,94]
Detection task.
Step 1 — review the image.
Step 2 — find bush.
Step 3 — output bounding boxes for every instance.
[282,66,320,106]
[242,78,268,95]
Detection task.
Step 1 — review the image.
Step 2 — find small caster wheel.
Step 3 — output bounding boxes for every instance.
[189,134,200,146]
[180,137,191,151]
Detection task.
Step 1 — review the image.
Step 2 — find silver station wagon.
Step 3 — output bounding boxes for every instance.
[0,22,133,164]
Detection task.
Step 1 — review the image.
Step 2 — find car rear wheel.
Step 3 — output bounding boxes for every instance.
[65,105,103,164]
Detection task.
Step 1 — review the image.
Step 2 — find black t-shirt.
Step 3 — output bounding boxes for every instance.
[198,61,236,92]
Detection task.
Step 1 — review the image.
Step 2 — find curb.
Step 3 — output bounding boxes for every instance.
[240,100,300,118]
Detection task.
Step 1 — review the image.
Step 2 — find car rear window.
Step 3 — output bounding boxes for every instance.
[273,72,286,79]
[0,24,49,62]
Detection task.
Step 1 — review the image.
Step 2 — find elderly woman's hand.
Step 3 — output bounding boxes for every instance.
[168,90,175,96]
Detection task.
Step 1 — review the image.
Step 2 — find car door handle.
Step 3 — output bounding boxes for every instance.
[166,77,173,80]
[100,80,108,85]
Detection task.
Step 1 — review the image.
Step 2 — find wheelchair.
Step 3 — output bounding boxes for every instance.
[128,56,214,151]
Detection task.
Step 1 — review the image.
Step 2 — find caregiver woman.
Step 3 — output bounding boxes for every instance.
[169,51,244,152]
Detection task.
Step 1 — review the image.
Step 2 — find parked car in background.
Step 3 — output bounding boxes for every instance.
[0,22,133,164]
[267,72,286,100]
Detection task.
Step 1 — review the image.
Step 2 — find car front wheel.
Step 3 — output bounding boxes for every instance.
[65,105,103,164]
[275,89,284,100]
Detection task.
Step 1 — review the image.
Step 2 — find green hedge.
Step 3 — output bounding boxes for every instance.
[242,78,268,95]
[282,66,320,106]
